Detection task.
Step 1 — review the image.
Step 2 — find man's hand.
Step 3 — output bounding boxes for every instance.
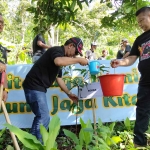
[79,58,88,66]
[0,63,6,72]
[110,59,120,68]
[67,93,78,104]
[2,91,8,102]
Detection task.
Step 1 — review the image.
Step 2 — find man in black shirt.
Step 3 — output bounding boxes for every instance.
[111,7,150,148]
[23,37,88,142]
[122,38,132,58]
[32,34,51,63]
[116,45,125,59]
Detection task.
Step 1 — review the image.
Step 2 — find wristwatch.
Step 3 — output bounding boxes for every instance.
[3,88,9,93]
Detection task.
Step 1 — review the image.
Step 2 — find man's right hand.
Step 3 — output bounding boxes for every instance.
[110,59,120,68]
[79,58,88,66]
[0,63,6,72]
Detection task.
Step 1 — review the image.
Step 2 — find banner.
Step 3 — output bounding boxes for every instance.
[0,60,139,129]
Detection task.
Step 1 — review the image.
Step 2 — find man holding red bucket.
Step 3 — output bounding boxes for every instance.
[111,6,150,148]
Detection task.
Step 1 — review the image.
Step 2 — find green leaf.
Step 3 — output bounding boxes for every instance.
[75,145,82,150]
[63,71,69,76]
[98,118,103,127]
[63,129,79,145]
[46,115,61,150]
[69,103,77,111]
[4,123,43,150]
[112,136,123,144]
[73,69,82,71]
[72,105,81,114]
[80,118,86,128]
[90,75,96,82]
[48,115,60,135]
[77,0,82,10]
[6,145,14,150]
[40,125,48,146]
[96,137,110,149]
[0,128,6,137]
[79,130,84,146]
[125,7,133,14]
[80,129,92,145]
[109,122,115,133]
[79,118,93,145]
[124,117,131,130]
[71,1,76,11]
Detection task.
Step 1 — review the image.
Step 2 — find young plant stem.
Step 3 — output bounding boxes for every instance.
[90,73,97,135]
[92,98,97,135]
[76,86,80,135]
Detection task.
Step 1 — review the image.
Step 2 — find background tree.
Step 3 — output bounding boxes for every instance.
[0,0,150,64]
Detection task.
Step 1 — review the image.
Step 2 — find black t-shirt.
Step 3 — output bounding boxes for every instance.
[116,50,124,59]
[23,46,64,92]
[32,34,46,55]
[124,45,131,54]
[129,30,150,87]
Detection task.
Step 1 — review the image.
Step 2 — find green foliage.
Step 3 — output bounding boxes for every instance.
[6,145,14,150]
[4,115,61,150]
[7,47,32,65]
[100,0,150,31]
[0,0,145,65]
[2,117,150,149]
[63,118,93,150]
[0,128,7,149]
[27,0,89,35]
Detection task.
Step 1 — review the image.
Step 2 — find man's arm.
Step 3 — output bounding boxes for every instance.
[111,55,138,68]
[56,77,70,94]
[54,57,88,66]
[120,55,138,66]
[37,41,51,49]
[56,77,78,103]
[0,63,6,72]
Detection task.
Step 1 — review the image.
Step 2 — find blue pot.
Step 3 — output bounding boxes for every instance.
[88,60,100,75]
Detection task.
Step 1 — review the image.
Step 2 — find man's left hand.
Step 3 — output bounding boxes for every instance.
[67,93,78,104]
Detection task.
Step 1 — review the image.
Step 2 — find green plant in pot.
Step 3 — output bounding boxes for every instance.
[62,64,109,114]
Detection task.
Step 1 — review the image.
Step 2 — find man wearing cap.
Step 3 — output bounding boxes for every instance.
[22,37,88,142]
[122,38,132,58]
[85,42,97,60]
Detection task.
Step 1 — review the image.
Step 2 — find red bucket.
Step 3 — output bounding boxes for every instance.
[98,74,125,96]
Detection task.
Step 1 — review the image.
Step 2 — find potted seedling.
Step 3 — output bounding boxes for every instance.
[62,63,109,132]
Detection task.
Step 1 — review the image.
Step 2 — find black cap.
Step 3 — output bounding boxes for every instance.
[69,37,83,56]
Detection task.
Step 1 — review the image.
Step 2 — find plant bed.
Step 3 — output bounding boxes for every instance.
[2,118,150,150]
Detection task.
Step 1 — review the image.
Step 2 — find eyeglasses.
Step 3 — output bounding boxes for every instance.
[0,20,5,26]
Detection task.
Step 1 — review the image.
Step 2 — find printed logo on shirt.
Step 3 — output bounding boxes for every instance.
[139,40,150,61]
